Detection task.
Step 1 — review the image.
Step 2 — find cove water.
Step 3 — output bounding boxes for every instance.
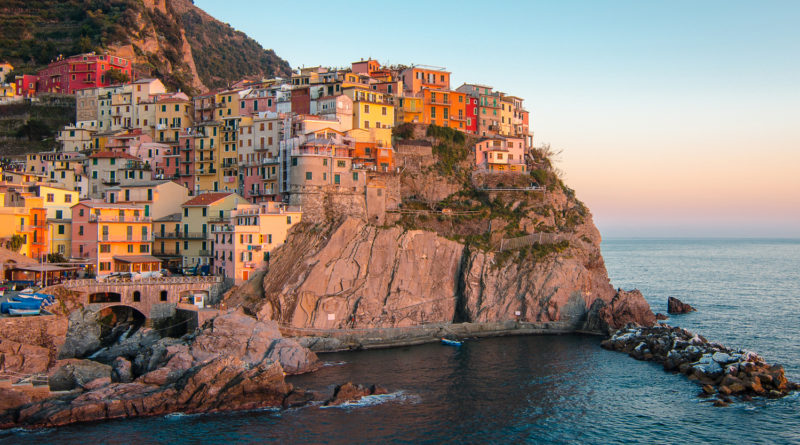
[3,238,799,444]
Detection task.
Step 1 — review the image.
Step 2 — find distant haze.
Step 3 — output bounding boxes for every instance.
[197,0,800,237]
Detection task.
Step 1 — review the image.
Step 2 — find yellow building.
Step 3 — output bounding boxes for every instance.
[344,86,394,147]
[395,96,423,124]
[175,192,244,271]
[211,201,302,283]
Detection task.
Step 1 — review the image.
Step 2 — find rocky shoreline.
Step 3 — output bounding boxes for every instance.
[602,324,799,406]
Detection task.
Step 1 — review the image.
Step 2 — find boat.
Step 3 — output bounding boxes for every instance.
[1,300,43,314]
[8,308,41,316]
[441,338,462,347]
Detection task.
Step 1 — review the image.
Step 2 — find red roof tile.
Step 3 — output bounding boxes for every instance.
[182,192,235,207]
[89,151,140,160]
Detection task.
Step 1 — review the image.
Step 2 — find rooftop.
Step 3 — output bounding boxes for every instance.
[182,192,237,207]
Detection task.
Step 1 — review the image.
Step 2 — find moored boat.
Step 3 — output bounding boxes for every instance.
[8,307,41,316]
[441,338,462,347]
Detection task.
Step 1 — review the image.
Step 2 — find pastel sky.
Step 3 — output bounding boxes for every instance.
[195,0,800,238]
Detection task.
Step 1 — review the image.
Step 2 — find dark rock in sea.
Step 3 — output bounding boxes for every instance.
[602,324,798,404]
[282,390,323,409]
[655,313,669,320]
[324,383,389,406]
[584,289,656,334]
[667,297,696,314]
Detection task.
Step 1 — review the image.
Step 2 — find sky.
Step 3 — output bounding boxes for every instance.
[195,0,800,237]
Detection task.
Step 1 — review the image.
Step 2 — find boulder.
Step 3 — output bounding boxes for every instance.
[655,313,668,320]
[266,338,320,375]
[111,357,133,383]
[324,383,389,406]
[583,290,656,334]
[58,310,102,359]
[48,359,112,391]
[667,297,695,314]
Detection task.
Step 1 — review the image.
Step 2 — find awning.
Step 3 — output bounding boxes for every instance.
[112,255,164,264]
[9,264,80,272]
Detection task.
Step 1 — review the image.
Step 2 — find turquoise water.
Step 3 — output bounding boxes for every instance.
[3,239,799,444]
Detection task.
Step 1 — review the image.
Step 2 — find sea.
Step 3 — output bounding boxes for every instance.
[3,238,799,444]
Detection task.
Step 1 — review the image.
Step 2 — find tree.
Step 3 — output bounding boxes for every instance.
[46,252,67,263]
[105,68,130,84]
[7,235,24,252]
[15,119,53,141]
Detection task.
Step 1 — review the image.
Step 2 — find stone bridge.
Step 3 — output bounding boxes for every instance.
[49,276,227,318]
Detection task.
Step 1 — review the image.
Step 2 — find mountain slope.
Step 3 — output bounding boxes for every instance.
[0,0,291,93]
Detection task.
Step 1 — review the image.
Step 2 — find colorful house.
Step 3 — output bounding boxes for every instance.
[70,201,154,276]
[211,201,301,283]
[36,52,133,95]
[473,137,527,173]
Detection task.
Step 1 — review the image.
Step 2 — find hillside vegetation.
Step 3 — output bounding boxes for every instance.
[0,0,291,93]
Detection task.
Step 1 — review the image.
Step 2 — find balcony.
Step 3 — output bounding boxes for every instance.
[101,178,120,186]
[89,215,151,223]
[153,248,182,256]
[100,235,153,242]
[198,250,212,257]
[155,231,209,240]
[125,161,152,171]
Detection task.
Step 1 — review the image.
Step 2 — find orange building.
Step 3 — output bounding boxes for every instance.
[421,89,467,131]
[353,142,394,171]
[401,66,450,95]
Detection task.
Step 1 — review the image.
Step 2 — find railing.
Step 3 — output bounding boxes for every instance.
[198,250,212,257]
[155,231,209,239]
[100,235,153,242]
[60,275,223,288]
[89,215,151,223]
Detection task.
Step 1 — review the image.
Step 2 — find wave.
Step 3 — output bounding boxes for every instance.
[320,390,421,409]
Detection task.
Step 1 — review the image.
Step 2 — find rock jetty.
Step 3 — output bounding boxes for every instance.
[602,325,798,405]
[667,297,696,314]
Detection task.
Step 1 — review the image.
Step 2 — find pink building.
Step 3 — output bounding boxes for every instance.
[473,137,527,173]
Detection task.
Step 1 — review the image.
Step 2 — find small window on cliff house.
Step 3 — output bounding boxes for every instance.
[133,291,141,302]
[160,291,168,302]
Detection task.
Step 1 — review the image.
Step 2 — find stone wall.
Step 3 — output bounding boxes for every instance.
[289,186,367,224]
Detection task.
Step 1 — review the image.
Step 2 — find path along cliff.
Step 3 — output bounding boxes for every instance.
[223,126,655,348]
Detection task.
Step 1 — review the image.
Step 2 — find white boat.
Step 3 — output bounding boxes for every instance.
[8,308,41,316]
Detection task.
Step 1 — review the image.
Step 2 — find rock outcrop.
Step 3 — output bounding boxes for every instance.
[324,383,389,406]
[583,290,656,334]
[667,297,696,314]
[0,311,320,429]
[602,325,799,404]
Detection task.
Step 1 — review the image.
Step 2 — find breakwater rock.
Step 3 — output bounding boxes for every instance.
[601,325,798,405]
[324,382,389,406]
[667,297,696,314]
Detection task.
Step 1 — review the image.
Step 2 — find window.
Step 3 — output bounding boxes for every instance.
[100,244,110,253]
[202,208,207,217]
[184,208,188,217]
[364,104,370,113]
[160,291,168,302]
[337,160,346,168]
[133,291,141,302]
[79,226,84,236]
[65,194,72,203]
[79,209,84,217]
[382,107,387,116]
[291,158,298,166]
[127,245,134,253]
[58,225,65,234]
[431,107,436,118]
[334,174,340,185]
[323,158,328,166]
[139,245,149,253]
[306,172,312,180]
[364,121,370,128]
[353,172,359,181]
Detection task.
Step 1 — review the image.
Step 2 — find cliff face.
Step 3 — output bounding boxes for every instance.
[0,0,291,93]
[247,205,615,331]
[225,126,631,333]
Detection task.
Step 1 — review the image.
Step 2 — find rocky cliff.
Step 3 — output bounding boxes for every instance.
[225,125,654,338]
